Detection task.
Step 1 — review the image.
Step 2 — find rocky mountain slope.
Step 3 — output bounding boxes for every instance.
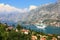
[26,2,60,23]
[0,0,60,25]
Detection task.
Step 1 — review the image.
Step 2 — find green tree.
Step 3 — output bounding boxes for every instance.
[16,24,23,30]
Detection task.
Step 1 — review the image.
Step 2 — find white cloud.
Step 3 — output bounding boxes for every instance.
[0,4,38,13]
[0,3,27,13]
[29,5,37,11]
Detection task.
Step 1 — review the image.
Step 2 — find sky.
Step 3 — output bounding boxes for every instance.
[0,0,56,8]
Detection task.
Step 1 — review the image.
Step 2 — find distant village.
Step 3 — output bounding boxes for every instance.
[43,19,60,27]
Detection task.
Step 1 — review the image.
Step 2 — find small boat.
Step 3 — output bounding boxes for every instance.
[34,23,47,29]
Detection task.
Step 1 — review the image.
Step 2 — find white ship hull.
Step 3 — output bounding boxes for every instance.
[34,23,47,29]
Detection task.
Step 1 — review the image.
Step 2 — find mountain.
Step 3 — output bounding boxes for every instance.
[0,4,28,24]
[0,1,60,26]
[26,2,60,23]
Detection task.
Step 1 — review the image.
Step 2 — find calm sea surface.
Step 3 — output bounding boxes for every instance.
[21,24,60,35]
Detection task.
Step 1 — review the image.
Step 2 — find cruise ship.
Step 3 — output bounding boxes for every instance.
[34,22,47,29]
